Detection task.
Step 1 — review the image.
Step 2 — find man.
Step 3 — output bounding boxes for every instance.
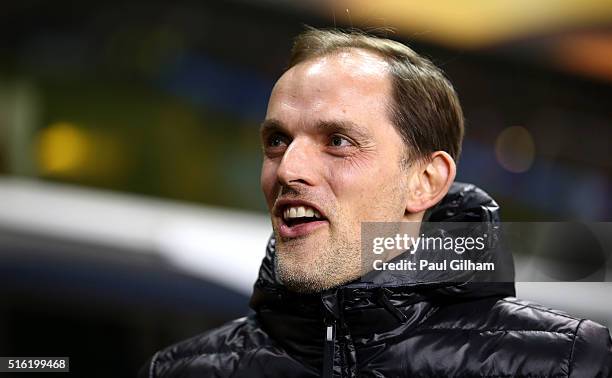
[140,28,612,377]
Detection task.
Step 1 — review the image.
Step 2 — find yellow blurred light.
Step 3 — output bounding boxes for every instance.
[555,32,612,83]
[334,0,612,48]
[36,122,90,176]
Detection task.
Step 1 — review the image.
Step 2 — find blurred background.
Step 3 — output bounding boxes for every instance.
[0,0,611,376]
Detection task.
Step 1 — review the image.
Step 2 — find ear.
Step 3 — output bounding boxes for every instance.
[405,151,456,214]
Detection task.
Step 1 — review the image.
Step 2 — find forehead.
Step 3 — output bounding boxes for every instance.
[266,49,393,130]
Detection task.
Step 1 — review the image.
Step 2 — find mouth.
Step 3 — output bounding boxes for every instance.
[275,200,329,239]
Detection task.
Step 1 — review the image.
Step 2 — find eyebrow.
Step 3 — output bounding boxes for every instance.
[317,120,370,141]
[259,118,285,137]
[259,118,371,141]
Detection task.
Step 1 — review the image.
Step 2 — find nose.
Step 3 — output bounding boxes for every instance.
[276,138,319,187]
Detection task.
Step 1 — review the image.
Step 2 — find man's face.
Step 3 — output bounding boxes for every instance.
[260,49,411,292]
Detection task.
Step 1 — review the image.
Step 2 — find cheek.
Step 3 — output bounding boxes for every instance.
[330,161,404,217]
[330,159,392,196]
[260,160,278,207]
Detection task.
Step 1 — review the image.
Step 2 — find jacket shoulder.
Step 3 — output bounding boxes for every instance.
[495,297,588,333]
[421,296,612,376]
[429,296,588,333]
[138,315,273,378]
[490,297,612,376]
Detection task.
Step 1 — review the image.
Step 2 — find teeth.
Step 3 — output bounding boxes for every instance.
[283,205,322,220]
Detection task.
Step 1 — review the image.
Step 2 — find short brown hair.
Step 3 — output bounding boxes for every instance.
[288,28,464,163]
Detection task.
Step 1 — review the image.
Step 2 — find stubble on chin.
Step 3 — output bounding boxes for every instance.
[274,231,362,294]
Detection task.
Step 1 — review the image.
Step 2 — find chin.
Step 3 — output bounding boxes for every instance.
[277,240,323,266]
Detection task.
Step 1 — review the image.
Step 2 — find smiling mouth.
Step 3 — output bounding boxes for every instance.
[278,204,329,238]
[282,205,324,227]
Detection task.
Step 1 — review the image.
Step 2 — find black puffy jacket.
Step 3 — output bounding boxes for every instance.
[140,183,612,377]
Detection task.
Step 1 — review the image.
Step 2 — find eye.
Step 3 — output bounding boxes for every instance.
[267,133,289,148]
[329,134,352,147]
